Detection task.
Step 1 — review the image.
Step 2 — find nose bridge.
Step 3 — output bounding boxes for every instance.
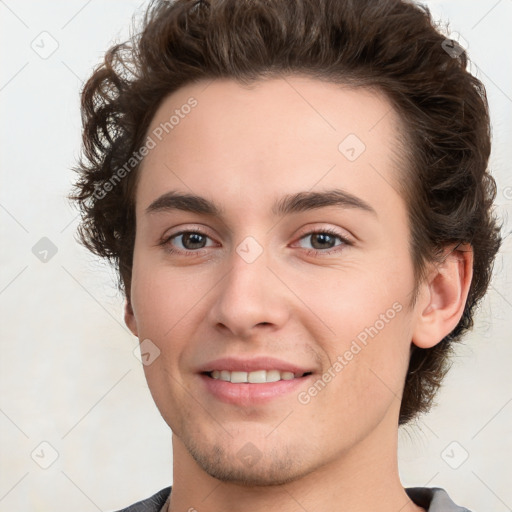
[208,235,289,336]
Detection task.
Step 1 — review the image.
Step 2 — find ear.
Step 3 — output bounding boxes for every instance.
[124,297,139,337]
[412,243,473,349]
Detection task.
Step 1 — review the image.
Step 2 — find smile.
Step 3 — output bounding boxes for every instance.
[206,369,312,383]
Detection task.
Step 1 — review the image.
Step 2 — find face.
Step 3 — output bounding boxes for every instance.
[126,76,422,485]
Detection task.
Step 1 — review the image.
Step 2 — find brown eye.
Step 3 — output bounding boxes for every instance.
[297,228,349,253]
[308,232,338,250]
[161,230,215,255]
[178,232,208,250]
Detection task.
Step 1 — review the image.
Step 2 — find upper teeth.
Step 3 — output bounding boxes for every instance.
[210,370,301,383]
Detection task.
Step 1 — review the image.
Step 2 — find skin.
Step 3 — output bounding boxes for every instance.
[124,76,473,512]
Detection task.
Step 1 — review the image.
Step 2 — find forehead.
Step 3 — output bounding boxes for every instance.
[136,76,406,221]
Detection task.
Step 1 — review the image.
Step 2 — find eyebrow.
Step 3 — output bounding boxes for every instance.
[145,189,377,218]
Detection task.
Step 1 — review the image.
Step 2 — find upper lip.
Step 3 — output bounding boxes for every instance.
[197,356,315,375]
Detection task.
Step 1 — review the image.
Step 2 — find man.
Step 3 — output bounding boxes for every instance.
[70,0,502,510]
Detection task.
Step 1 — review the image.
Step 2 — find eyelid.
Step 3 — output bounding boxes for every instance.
[290,226,353,256]
[159,224,353,256]
[159,226,218,250]
[293,224,354,244]
[159,223,217,243]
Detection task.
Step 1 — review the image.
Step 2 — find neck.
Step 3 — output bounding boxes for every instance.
[168,419,424,512]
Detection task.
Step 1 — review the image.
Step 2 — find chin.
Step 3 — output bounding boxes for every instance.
[184,436,311,487]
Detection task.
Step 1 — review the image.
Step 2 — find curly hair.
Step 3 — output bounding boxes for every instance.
[69,0,503,425]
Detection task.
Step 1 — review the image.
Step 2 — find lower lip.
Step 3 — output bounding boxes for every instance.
[199,373,313,405]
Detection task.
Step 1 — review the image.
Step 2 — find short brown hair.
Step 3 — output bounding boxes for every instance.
[70,0,502,425]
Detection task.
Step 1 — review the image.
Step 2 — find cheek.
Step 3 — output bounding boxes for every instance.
[129,262,201,422]
[290,263,412,409]
[130,259,211,339]
[129,261,217,396]
[305,314,411,440]
[288,259,406,339]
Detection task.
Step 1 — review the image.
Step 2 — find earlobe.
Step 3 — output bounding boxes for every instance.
[124,298,139,337]
[412,243,473,349]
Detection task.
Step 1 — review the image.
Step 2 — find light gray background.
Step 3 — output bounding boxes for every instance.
[0,1,511,511]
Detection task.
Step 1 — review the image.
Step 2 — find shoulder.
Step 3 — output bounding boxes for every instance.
[112,486,172,512]
[111,486,473,512]
[406,487,473,512]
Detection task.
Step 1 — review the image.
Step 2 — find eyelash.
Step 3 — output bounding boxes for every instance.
[159,227,352,258]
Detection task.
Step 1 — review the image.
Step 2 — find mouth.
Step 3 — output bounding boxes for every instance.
[202,369,313,384]
[197,356,317,405]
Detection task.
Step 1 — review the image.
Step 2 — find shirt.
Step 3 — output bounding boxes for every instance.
[112,486,473,511]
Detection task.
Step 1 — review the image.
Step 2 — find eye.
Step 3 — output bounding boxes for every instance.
[160,229,216,255]
[159,227,352,257]
[295,228,351,255]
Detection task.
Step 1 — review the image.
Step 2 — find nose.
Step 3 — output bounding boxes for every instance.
[207,242,291,339]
